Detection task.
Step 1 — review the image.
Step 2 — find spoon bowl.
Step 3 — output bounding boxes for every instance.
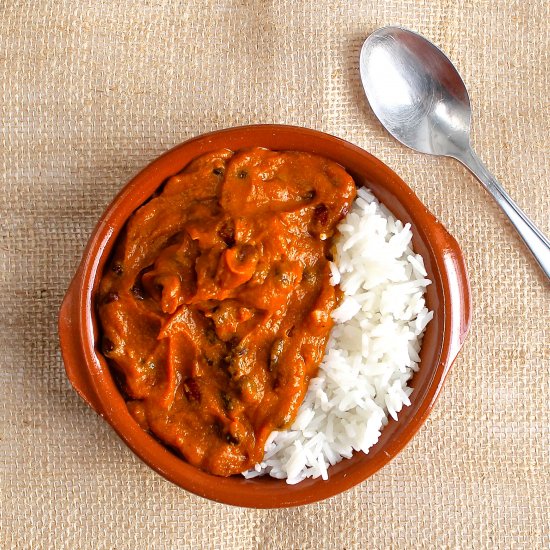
[360,27,550,279]
[360,27,471,157]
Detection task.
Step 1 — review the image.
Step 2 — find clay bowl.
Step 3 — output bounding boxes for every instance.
[59,124,471,508]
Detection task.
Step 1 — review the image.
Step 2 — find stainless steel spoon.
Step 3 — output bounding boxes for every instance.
[360,26,550,280]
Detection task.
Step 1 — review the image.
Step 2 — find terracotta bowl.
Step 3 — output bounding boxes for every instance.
[59,125,471,508]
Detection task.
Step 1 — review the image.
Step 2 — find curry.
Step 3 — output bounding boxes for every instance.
[98,147,356,476]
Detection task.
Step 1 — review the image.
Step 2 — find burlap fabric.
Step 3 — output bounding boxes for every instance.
[1,1,549,548]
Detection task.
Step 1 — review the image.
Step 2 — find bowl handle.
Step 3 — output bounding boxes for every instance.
[439,228,472,368]
[59,274,104,416]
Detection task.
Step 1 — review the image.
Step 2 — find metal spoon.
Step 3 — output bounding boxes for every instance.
[360,26,550,280]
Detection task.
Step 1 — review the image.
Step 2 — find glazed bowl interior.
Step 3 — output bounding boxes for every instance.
[61,125,470,508]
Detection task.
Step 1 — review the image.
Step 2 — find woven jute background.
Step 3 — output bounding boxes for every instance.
[1,1,549,548]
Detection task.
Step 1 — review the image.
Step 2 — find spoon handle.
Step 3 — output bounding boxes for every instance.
[455,148,550,280]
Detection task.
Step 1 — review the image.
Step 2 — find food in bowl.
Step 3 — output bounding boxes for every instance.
[97,147,356,476]
[97,145,433,483]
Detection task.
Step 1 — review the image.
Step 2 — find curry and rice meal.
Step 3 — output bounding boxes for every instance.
[98,147,432,484]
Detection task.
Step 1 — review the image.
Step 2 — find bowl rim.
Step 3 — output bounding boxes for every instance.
[59,124,471,508]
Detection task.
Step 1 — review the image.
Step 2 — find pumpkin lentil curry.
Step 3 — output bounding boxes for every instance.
[98,147,356,476]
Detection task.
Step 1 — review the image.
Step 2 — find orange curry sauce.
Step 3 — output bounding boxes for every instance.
[98,148,356,476]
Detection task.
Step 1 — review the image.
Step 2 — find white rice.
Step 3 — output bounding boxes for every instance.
[243,186,433,484]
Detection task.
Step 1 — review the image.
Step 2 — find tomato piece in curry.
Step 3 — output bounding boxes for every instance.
[98,148,356,476]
